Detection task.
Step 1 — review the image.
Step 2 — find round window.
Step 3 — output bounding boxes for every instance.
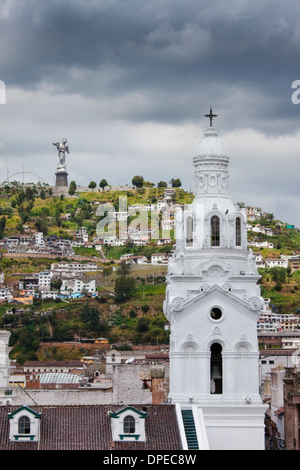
[210,307,222,320]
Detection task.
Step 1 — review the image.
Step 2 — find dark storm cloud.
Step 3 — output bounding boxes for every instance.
[0,0,299,226]
[1,0,299,131]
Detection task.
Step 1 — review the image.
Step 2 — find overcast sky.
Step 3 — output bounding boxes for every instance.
[0,0,299,226]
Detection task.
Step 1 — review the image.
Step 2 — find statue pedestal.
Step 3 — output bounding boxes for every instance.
[55,170,68,187]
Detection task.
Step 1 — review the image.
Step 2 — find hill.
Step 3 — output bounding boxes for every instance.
[0,182,299,363]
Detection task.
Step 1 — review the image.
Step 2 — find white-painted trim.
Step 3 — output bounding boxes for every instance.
[175,403,188,450]
[192,405,209,450]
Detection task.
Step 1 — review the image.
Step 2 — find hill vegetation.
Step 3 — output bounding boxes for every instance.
[0,182,299,363]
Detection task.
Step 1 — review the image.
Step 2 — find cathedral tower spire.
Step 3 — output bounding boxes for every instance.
[164,110,267,450]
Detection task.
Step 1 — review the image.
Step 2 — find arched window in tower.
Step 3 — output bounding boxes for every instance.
[210,216,220,246]
[186,216,193,247]
[210,343,223,394]
[235,217,241,246]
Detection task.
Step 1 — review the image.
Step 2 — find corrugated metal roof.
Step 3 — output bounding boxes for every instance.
[39,373,82,384]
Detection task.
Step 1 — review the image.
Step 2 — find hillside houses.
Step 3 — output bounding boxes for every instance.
[93,198,175,247]
[50,262,98,274]
[0,227,103,256]
[252,252,298,270]
[246,206,268,221]
[257,298,300,333]
[265,258,289,269]
[0,232,75,257]
[248,224,274,237]
[0,261,101,304]
[60,278,96,296]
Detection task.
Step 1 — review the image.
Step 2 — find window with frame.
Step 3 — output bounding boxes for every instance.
[235,217,241,246]
[18,416,31,435]
[186,216,193,247]
[211,216,220,246]
[210,343,223,394]
[123,415,135,434]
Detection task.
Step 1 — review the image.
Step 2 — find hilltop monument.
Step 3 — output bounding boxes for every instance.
[53,138,69,187]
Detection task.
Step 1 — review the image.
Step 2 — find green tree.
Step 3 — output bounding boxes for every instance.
[171,178,181,188]
[132,175,144,188]
[157,181,167,188]
[35,217,48,235]
[115,276,136,302]
[50,278,62,290]
[80,303,109,335]
[88,181,97,189]
[136,317,151,332]
[114,261,136,301]
[12,325,40,363]
[0,216,6,237]
[99,179,108,190]
[69,180,77,195]
[117,260,131,277]
[270,267,286,285]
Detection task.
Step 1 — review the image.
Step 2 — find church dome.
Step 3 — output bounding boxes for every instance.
[195,127,227,159]
[85,362,106,378]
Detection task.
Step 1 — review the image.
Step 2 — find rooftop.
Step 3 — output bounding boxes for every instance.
[0,404,182,450]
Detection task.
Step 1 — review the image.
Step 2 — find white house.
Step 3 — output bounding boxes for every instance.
[60,278,96,295]
[50,262,98,273]
[151,253,169,264]
[265,258,288,269]
[76,227,89,242]
[253,252,265,268]
[34,232,44,246]
[40,291,58,300]
[38,272,52,292]
[0,288,13,302]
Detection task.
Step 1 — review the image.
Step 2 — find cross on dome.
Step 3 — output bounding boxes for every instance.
[205,106,218,127]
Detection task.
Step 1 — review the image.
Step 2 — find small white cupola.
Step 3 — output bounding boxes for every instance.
[109,406,147,442]
[8,406,41,442]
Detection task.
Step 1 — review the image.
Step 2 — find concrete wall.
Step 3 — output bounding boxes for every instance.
[11,363,169,407]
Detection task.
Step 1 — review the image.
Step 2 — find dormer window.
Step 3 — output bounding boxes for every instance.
[109,406,147,442]
[211,216,220,246]
[8,406,41,442]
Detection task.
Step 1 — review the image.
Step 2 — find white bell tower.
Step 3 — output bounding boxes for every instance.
[164,109,267,450]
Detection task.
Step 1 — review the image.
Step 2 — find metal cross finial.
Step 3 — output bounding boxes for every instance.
[205,106,218,127]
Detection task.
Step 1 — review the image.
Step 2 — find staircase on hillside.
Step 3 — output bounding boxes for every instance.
[181,409,199,450]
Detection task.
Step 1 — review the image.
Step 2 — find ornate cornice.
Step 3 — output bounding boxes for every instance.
[166,284,263,322]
